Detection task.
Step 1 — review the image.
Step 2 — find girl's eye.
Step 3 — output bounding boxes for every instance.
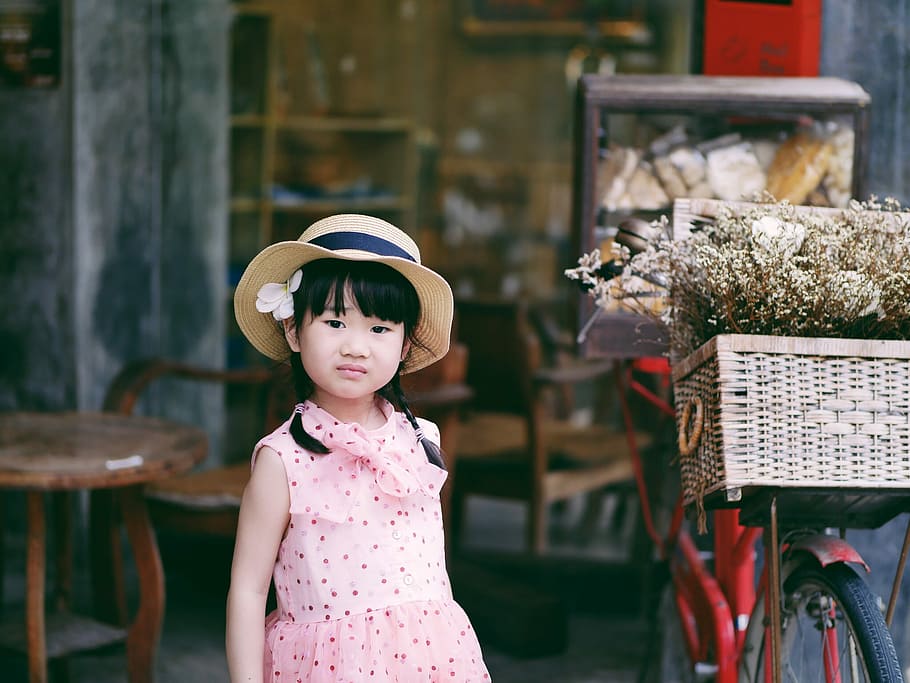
[371,325,390,334]
[326,319,344,329]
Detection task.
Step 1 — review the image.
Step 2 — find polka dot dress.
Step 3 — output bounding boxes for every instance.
[253,400,490,682]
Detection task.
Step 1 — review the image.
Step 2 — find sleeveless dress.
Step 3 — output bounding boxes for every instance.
[252,400,490,682]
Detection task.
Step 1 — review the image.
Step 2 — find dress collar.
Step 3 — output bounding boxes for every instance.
[291,399,447,522]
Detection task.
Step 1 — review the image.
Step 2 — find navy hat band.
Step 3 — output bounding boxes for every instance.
[309,232,416,263]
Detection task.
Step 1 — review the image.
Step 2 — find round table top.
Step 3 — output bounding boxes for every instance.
[0,412,208,490]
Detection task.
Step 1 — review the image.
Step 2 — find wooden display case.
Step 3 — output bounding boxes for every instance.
[570,74,871,359]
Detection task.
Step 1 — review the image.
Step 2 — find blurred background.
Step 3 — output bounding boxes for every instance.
[0,0,909,680]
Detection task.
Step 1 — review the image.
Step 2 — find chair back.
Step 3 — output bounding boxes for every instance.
[454,298,539,416]
[103,360,294,464]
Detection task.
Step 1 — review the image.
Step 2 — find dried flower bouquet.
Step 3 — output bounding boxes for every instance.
[567,196,910,360]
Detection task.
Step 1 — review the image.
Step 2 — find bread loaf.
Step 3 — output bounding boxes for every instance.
[765,132,833,204]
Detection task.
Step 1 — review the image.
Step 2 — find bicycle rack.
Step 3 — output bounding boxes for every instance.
[887,520,910,627]
[766,496,782,683]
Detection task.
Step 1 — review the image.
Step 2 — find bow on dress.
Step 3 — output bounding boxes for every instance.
[298,403,447,523]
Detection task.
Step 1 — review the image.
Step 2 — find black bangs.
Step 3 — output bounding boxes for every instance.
[293,259,421,335]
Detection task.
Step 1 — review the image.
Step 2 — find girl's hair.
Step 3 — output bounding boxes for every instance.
[285,258,445,469]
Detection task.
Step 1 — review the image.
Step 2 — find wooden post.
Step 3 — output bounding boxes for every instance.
[26,492,47,683]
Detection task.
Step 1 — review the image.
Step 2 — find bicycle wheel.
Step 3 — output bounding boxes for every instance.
[743,562,903,682]
[641,583,696,683]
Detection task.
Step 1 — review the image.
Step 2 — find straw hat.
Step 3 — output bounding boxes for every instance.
[234,214,453,374]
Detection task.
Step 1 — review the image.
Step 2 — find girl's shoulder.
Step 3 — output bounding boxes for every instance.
[251,413,298,467]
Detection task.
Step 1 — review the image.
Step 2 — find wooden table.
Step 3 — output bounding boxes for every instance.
[0,411,208,683]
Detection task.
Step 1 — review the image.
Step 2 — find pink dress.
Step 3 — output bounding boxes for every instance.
[253,400,490,682]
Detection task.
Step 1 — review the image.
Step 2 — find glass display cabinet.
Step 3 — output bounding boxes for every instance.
[570,74,871,359]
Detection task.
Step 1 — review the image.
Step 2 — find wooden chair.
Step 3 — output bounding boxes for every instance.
[449,298,651,554]
[103,345,472,541]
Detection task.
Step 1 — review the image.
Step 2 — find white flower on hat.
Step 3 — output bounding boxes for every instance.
[255,269,302,321]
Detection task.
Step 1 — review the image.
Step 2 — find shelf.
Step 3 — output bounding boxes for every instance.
[275,116,413,133]
[270,196,412,213]
[230,114,267,127]
[230,2,273,18]
[230,115,413,133]
[230,197,263,212]
[461,17,653,45]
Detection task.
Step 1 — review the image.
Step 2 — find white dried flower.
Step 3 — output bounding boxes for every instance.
[751,216,806,257]
[567,198,910,358]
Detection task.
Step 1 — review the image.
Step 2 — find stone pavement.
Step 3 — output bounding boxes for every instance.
[1,495,655,682]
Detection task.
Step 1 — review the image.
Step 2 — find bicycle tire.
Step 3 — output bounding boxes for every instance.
[642,584,696,683]
[742,562,903,682]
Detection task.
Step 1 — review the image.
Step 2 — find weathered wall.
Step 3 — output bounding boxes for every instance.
[71,0,228,444]
[819,0,910,665]
[0,79,73,410]
[820,1,908,203]
[0,1,228,448]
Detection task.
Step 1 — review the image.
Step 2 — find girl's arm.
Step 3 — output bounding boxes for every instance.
[226,446,290,683]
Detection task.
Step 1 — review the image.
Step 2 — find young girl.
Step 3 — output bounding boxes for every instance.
[226,214,490,682]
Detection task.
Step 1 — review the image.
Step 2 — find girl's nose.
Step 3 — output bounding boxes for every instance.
[340,335,369,357]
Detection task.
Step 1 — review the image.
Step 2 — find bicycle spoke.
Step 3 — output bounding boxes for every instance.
[747,564,902,683]
[849,634,862,681]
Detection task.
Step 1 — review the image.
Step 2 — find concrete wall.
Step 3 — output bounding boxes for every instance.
[0,63,73,410]
[819,1,910,667]
[821,1,908,204]
[0,0,228,449]
[71,0,228,444]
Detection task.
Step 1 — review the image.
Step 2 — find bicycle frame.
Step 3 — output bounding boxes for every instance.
[667,509,763,682]
[614,358,890,683]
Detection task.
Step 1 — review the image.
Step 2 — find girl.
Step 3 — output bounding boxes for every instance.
[226,214,490,682]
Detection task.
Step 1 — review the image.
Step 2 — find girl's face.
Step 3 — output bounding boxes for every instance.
[284,288,410,407]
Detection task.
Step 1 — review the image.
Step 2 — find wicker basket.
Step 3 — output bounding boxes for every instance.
[672,334,910,516]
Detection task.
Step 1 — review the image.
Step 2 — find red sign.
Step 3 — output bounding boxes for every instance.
[703,0,822,76]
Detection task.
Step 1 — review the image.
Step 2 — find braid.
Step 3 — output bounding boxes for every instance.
[288,354,330,454]
[389,373,446,470]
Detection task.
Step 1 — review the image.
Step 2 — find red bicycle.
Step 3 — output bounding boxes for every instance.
[616,356,907,683]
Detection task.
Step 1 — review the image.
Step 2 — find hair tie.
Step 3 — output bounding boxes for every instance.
[294,403,305,416]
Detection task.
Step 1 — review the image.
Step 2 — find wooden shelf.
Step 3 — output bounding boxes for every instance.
[231,115,413,133]
[230,197,262,212]
[275,116,413,133]
[270,196,412,213]
[230,114,267,127]
[228,6,419,233]
[229,2,273,18]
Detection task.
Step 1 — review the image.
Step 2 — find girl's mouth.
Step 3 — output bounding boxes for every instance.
[337,364,367,378]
